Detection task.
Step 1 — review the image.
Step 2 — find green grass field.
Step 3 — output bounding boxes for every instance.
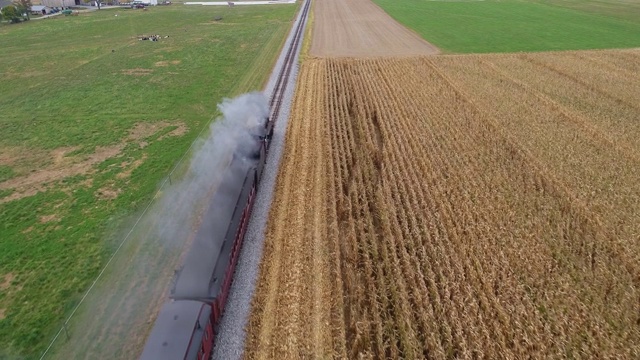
[373,0,640,53]
[0,5,296,358]
[535,0,640,22]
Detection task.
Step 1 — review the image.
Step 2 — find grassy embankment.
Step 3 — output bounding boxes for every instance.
[0,4,296,358]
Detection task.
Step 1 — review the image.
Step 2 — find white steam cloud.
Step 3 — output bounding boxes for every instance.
[153,92,269,247]
[47,92,270,360]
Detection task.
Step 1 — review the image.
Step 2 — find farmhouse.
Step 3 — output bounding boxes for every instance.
[31,5,51,14]
[41,0,75,7]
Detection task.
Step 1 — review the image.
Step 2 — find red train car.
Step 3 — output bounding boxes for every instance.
[139,301,214,360]
[140,118,270,360]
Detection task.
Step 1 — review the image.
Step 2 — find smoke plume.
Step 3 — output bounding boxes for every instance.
[153,91,268,246]
[57,92,270,359]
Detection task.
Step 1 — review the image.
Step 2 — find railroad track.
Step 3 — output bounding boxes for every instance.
[138,2,313,357]
[268,0,311,124]
[209,1,312,358]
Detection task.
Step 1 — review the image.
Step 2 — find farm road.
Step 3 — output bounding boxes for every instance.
[310,0,438,57]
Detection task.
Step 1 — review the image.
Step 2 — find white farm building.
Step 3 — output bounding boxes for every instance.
[41,0,76,7]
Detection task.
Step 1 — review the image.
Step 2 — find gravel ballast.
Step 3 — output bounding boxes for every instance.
[211,2,310,359]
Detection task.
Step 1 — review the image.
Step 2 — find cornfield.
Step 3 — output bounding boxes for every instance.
[246,50,640,359]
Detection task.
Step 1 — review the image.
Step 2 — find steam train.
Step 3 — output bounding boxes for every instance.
[139,116,274,360]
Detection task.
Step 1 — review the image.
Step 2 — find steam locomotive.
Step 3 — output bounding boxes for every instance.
[139,116,274,360]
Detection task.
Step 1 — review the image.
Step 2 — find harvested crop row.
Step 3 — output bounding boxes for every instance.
[432,54,640,286]
[246,50,640,358]
[481,53,640,155]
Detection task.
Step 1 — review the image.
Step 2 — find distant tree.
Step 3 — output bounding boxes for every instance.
[1,5,21,23]
[13,0,31,20]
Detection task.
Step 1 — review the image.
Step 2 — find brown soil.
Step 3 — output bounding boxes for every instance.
[0,121,186,204]
[117,154,148,179]
[96,185,121,200]
[0,273,14,291]
[128,121,187,142]
[80,178,94,188]
[39,214,60,223]
[52,146,80,166]
[0,146,48,168]
[310,0,439,57]
[128,122,166,141]
[154,60,180,67]
[121,68,154,76]
[158,123,188,140]
[0,308,6,320]
[0,144,123,203]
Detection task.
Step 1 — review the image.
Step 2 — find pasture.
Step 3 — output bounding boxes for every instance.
[0,4,296,358]
[372,0,640,53]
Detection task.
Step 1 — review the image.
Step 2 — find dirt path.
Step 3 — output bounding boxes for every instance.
[310,0,439,57]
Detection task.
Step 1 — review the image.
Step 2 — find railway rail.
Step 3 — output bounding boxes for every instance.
[269,0,310,124]
[138,1,311,359]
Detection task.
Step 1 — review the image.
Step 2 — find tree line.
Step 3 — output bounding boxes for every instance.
[1,0,34,24]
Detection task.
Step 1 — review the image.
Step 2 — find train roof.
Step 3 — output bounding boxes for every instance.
[171,155,252,301]
[139,300,211,360]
